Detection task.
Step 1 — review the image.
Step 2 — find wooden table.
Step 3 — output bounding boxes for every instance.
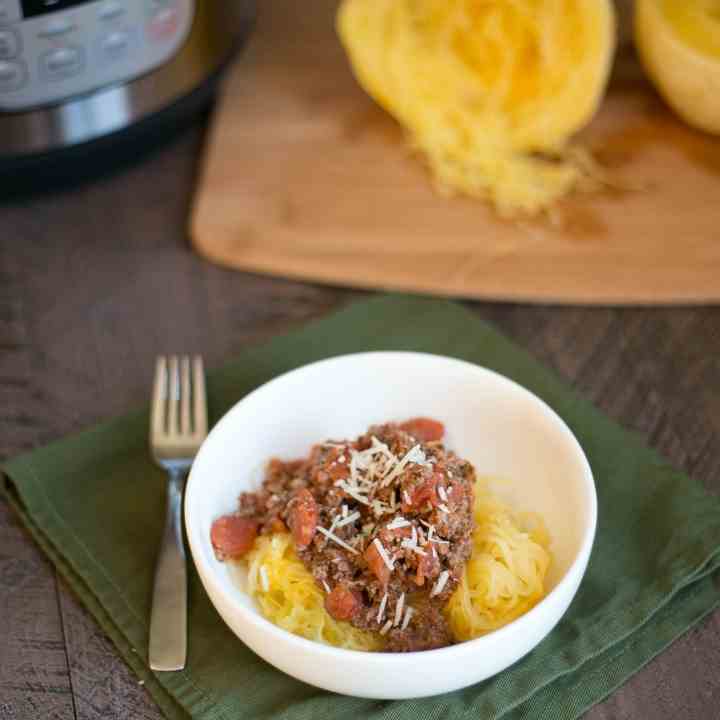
[1,117,719,720]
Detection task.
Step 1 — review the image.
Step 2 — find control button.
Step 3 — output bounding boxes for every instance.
[38,17,76,38]
[0,28,19,59]
[41,46,84,81]
[98,1,126,21]
[147,6,179,41]
[0,59,25,92]
[100,30,130,61]
[0,0,22,25]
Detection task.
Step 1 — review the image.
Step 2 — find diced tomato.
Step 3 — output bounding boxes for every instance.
[288,488,318,549]
[324,585,363,621]
[327,462,350,481]
[402,473,441,512]
[399,418,445,443]
[210,515,258,558]
[414,476,440,507]
[414,549,440,586]
[364,541,390,587]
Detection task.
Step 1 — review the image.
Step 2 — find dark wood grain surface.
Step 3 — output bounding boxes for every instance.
[1,117,719,720]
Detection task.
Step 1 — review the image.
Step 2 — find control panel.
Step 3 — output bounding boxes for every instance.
[0,0,194,111]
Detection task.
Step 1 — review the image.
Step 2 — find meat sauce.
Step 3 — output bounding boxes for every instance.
[210,418,475,652]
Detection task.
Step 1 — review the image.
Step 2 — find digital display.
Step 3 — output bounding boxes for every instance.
[22,0,91,18]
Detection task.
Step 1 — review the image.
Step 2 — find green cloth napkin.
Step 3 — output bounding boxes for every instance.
[4,295,720,720]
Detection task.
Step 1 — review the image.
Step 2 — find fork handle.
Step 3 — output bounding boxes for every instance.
[149,467,187,671]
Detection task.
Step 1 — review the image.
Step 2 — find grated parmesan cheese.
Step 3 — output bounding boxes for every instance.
[260,565,269,592]
[394,593,405,627]
[336,510,361,528]
[377,592,388,623]
[371,498,392,517]
[431,570,449,597]
[381,444,428,487]
[317,525,359,554]
[386,516,410,530]
[335,480,370,506]
[401,606,414,630]
[373,538,394,571]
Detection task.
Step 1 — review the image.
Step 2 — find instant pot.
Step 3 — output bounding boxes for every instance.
[0,1,255,181]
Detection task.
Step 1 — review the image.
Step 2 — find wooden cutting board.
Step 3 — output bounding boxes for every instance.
[191,0,720,304]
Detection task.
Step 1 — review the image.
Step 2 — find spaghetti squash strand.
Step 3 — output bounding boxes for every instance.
[243,533,384,651]
[445,480,552,641]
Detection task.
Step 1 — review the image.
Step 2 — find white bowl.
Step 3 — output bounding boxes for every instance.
[185,352,596,699]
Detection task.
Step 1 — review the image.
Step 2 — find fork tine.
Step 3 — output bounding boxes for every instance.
[180,356,191,435]
[167,355,180,436]
[192,355,207,437]
[151,356,168,438]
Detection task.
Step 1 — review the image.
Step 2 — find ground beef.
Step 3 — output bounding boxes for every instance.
[211,418,476,652]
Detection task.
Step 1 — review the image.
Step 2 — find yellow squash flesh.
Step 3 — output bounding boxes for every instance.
[636,0,720,134]
[337,0,616,216]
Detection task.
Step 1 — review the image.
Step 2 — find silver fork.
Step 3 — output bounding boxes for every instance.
[149,355,207,671]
